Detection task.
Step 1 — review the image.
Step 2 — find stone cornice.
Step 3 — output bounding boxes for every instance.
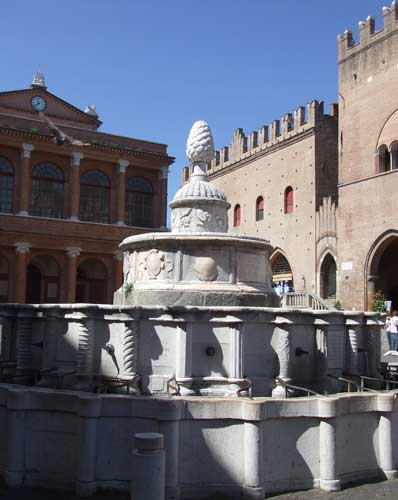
[0,126,175,164]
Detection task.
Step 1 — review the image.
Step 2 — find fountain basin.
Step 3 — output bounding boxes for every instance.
[115,232,279,307]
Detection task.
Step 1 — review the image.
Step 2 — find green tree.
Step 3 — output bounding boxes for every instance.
[371,290,387,312]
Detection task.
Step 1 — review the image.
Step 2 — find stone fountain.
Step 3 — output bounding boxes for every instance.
[0,121,390,499]
[114,120,278,309]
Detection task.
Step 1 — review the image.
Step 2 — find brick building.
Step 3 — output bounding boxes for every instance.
[0,74,173,304]
[183,3,398,311]
[337,4,398,310]
[184,101,339,303]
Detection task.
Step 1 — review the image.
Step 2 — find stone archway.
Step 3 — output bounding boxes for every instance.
[26,255,60,304]
[271,250,294,293]
[320,253,337,300]
[366,232,398,310]
[76,258,107,304]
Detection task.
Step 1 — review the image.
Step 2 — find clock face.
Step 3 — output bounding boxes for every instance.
[31,96,47,112]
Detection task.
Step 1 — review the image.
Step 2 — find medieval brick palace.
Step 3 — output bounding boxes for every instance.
[0,73,174,304]
[184,3,398,311]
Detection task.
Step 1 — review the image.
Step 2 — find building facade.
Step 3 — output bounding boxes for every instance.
[337,4,398,310]
[0,75,173,304]
[183,3,398,311]
[183,101,339,303]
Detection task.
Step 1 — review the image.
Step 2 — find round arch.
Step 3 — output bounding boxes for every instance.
[76,258,108,304]
[26,254,60,303]
[365,230,398,310]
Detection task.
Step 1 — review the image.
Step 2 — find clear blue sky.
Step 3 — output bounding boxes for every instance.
[1,0,388,213]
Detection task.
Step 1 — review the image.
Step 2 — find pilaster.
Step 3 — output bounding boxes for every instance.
[159,166,169,229]
[116,159,129,225]
[69,152,83,221]
[14,242,31,303]
[18,144,34,215]
[65,247,81,303]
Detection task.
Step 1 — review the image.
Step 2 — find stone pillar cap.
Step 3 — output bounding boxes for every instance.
[134,432,164,451]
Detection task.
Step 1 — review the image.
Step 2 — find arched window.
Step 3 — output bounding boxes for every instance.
[377,145,391,173]
[256,196,264,221]
[25,255,60,303]
[0,156,14,213]
[390,141,398,170]
[80,170,110,223]
[31,163,64,218]
[320,253,337,300]
[284,186,294,214]
[233,204,241,227]
[125,176,153,227]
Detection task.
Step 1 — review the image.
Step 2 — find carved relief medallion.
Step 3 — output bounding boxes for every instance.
[146,249,165,279]
[194,256,218,281]
[137,249,174,280]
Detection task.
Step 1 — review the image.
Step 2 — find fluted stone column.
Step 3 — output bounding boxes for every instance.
[272,318,292,398]
[159,166,169,230]
[18,143,34,215]
[69,152,83,221]
[119,320,139,381]
[364,314,382,379]
[344,313,364,376]
[16,310,34,376]
[325,314,346,392]
[74,310,96,391]
[116,159,129,225]
[14,242,31,303]
[66,247,81,303]
[229,324,243,380]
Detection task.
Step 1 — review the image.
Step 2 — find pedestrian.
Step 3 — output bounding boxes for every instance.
[385,315,393,354]
[390,310,398,353]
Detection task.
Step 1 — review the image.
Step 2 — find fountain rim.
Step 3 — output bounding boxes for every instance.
[119,231,272,250]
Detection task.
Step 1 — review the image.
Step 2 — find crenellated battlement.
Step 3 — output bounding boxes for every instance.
[181,101,336,182]
[338,1,398,61]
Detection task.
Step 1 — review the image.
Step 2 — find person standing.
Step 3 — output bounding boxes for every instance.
[390,311,398,353]
[385,315,393,353]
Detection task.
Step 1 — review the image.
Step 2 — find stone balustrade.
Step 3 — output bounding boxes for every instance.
[0,303,382,397]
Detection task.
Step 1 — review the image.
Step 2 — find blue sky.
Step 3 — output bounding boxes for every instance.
[1,0,389,211]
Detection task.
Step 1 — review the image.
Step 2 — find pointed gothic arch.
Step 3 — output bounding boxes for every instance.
[270,249,294,291]
[319,253,337,300]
